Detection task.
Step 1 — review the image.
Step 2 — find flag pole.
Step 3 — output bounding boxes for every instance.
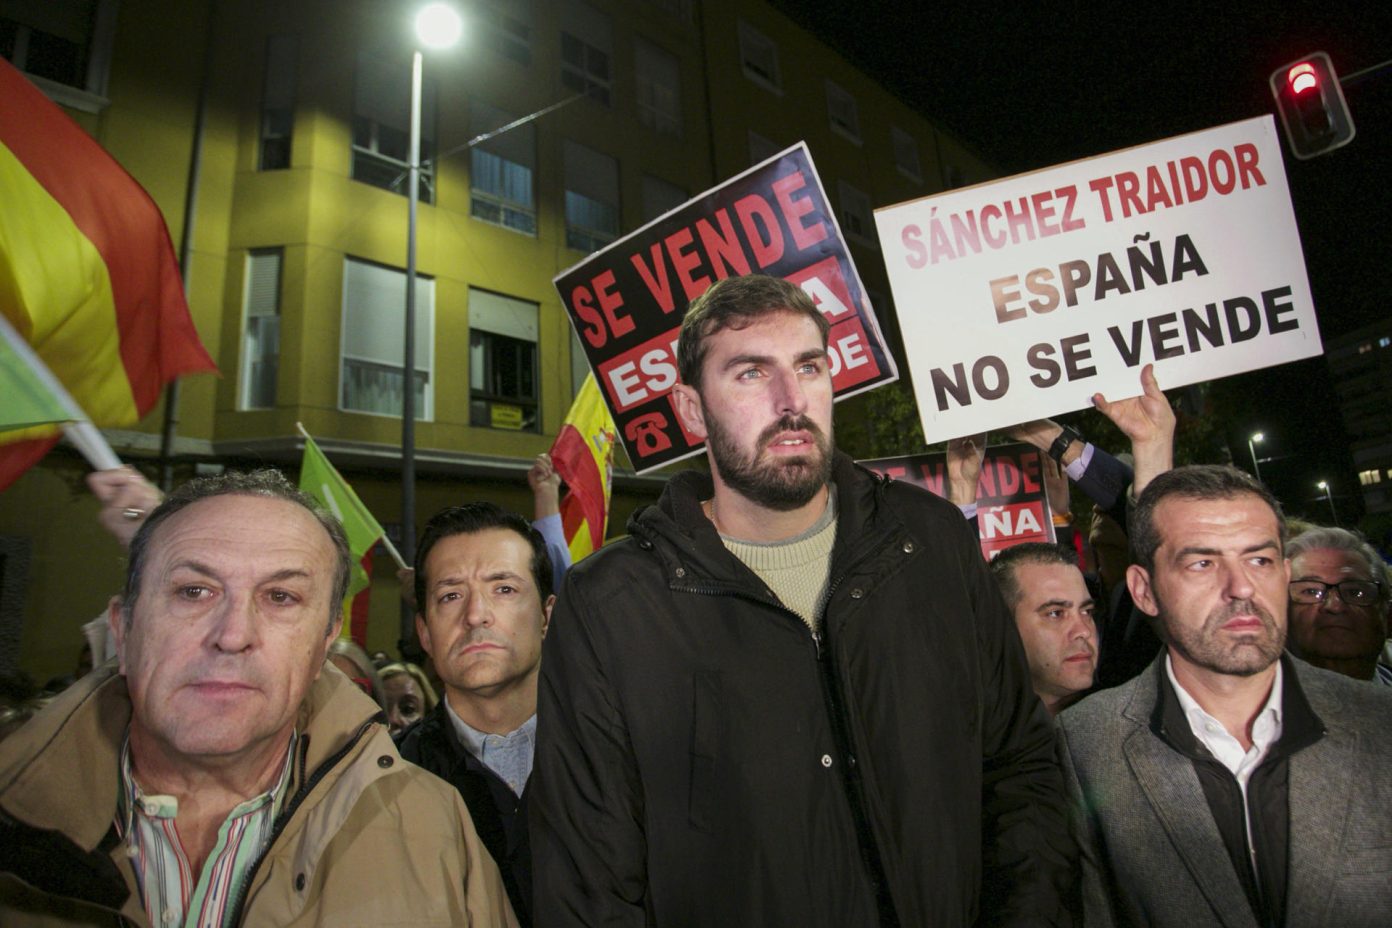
[0,313,121,470]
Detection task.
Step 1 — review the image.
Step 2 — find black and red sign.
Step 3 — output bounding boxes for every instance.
[859,443,1056,560]
[555,143,898,473]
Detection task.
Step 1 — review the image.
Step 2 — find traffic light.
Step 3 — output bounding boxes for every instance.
[1269,52,1355,160]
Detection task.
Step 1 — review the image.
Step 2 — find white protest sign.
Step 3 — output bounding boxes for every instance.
[874,116,1322,442]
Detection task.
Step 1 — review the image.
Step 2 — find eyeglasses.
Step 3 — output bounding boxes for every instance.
[1288,579,1381,606]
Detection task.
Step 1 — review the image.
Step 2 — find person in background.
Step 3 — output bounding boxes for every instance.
[379,661,439,735]
[397,453,572,613]
[328,637,384,704]
[1286,525,1392,684]
[991,543,1099,716]
[398,501,555,926]
[78,466,166,673]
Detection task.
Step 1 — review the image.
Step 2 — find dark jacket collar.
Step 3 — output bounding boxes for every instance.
[628,451,892,586]
[1149,651,1326,762]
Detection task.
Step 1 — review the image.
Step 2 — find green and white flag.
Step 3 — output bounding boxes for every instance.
[297,424,401,626]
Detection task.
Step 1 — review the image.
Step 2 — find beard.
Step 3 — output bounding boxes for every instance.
[1164,597,1285,677]
[705,412,833,511]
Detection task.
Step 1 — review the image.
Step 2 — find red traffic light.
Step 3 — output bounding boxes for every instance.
[1269,52,1355,160]
[1287,63,1319,95]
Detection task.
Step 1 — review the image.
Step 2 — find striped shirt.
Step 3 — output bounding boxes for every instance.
[117,734,296,928]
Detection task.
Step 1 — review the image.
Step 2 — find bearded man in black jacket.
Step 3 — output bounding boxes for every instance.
[531,274,1072,927]
[397,502,555,926]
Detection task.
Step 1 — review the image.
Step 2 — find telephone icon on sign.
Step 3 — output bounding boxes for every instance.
[625,413,672,457]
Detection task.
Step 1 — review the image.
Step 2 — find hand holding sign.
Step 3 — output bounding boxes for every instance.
[1092,363,1175,497]
[946,434,987,506]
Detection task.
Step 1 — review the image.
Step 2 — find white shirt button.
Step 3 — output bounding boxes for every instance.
[821,754,833,768]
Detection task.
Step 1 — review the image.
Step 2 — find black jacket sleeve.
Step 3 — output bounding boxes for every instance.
[529,566,649,927]
[1076,445,1133,530]
[957,511,1076,927]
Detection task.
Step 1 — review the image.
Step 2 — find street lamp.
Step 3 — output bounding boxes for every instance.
[401,2,462,655]
[1317,480,1338,525]
[1247,432,1265,483]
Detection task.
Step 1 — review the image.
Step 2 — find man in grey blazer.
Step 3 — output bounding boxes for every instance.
[1059,464,1392,928]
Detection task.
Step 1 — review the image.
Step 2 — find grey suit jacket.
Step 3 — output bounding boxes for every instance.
[1058,654,1392,928]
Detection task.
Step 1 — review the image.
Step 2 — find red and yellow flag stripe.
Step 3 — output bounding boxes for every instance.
[0,60,215,487]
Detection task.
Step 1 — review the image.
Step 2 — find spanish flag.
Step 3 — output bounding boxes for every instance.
[551,373,617,561]
[0,59,216,490]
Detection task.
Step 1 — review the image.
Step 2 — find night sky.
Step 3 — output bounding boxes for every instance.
[775,1,1392,523]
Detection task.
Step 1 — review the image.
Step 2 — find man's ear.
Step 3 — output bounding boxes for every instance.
[671,383,707,441]
[540,594,556,639]
[107,596,127,673]
[1127,564,1159,617]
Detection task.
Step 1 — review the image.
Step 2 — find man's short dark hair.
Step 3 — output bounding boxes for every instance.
[990,543,1078,611]
[676,274,830,389]
[415,502,554,609]
[122,469,352,632]
[1130,465,1287,573]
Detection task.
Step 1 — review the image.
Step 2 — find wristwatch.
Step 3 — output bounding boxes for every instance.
[1047,424,1083,464]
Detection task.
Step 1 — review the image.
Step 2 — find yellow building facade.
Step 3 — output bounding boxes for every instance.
[0,0,992,681]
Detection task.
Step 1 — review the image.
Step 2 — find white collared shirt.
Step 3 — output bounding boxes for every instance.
[1166,654,1283,873]
[443,699,536,798]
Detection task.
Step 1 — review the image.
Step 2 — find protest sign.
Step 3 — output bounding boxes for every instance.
[874,116,1322,443]
[859,443,1055,560]
[555,143,898,473]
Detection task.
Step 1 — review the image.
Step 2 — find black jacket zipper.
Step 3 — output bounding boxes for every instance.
[675,556,902,928]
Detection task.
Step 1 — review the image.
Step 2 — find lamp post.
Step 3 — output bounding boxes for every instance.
[1317,480,1338,525]
[401,2,462,656]
[1247,431,1265,483]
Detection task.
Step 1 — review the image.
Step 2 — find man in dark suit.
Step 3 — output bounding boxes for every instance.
[397,502,555,927]
[1059,464,1392,928]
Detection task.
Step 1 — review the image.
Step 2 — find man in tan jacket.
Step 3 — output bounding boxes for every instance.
[0,469,516,927]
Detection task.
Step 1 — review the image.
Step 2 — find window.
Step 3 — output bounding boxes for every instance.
[470,289,539,431]
[748,130,781,166]
[837,180,875,246]
[340,258,433,419]
[641,174,687,223]
[1381,337,1391,348]
[1358,342,1373,354]
[0,0,117,111]
[259,35,297,170]
[825,80,860,144]
[239,250,282,409]
[1359,469,1382,486]
[479,3,531,66]
[642,0,693,24]
[891,126,921,183]
[564,140,620,253]
[351,49,437,203]
[470,102,536,235]
[635,37,680,137]
[560,1,611,105]
[737,20,780,93]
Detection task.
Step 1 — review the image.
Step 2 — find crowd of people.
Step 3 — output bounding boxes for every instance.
[2,272,1389,927]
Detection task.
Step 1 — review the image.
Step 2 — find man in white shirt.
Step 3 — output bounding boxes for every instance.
[1058,464,1392,928]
